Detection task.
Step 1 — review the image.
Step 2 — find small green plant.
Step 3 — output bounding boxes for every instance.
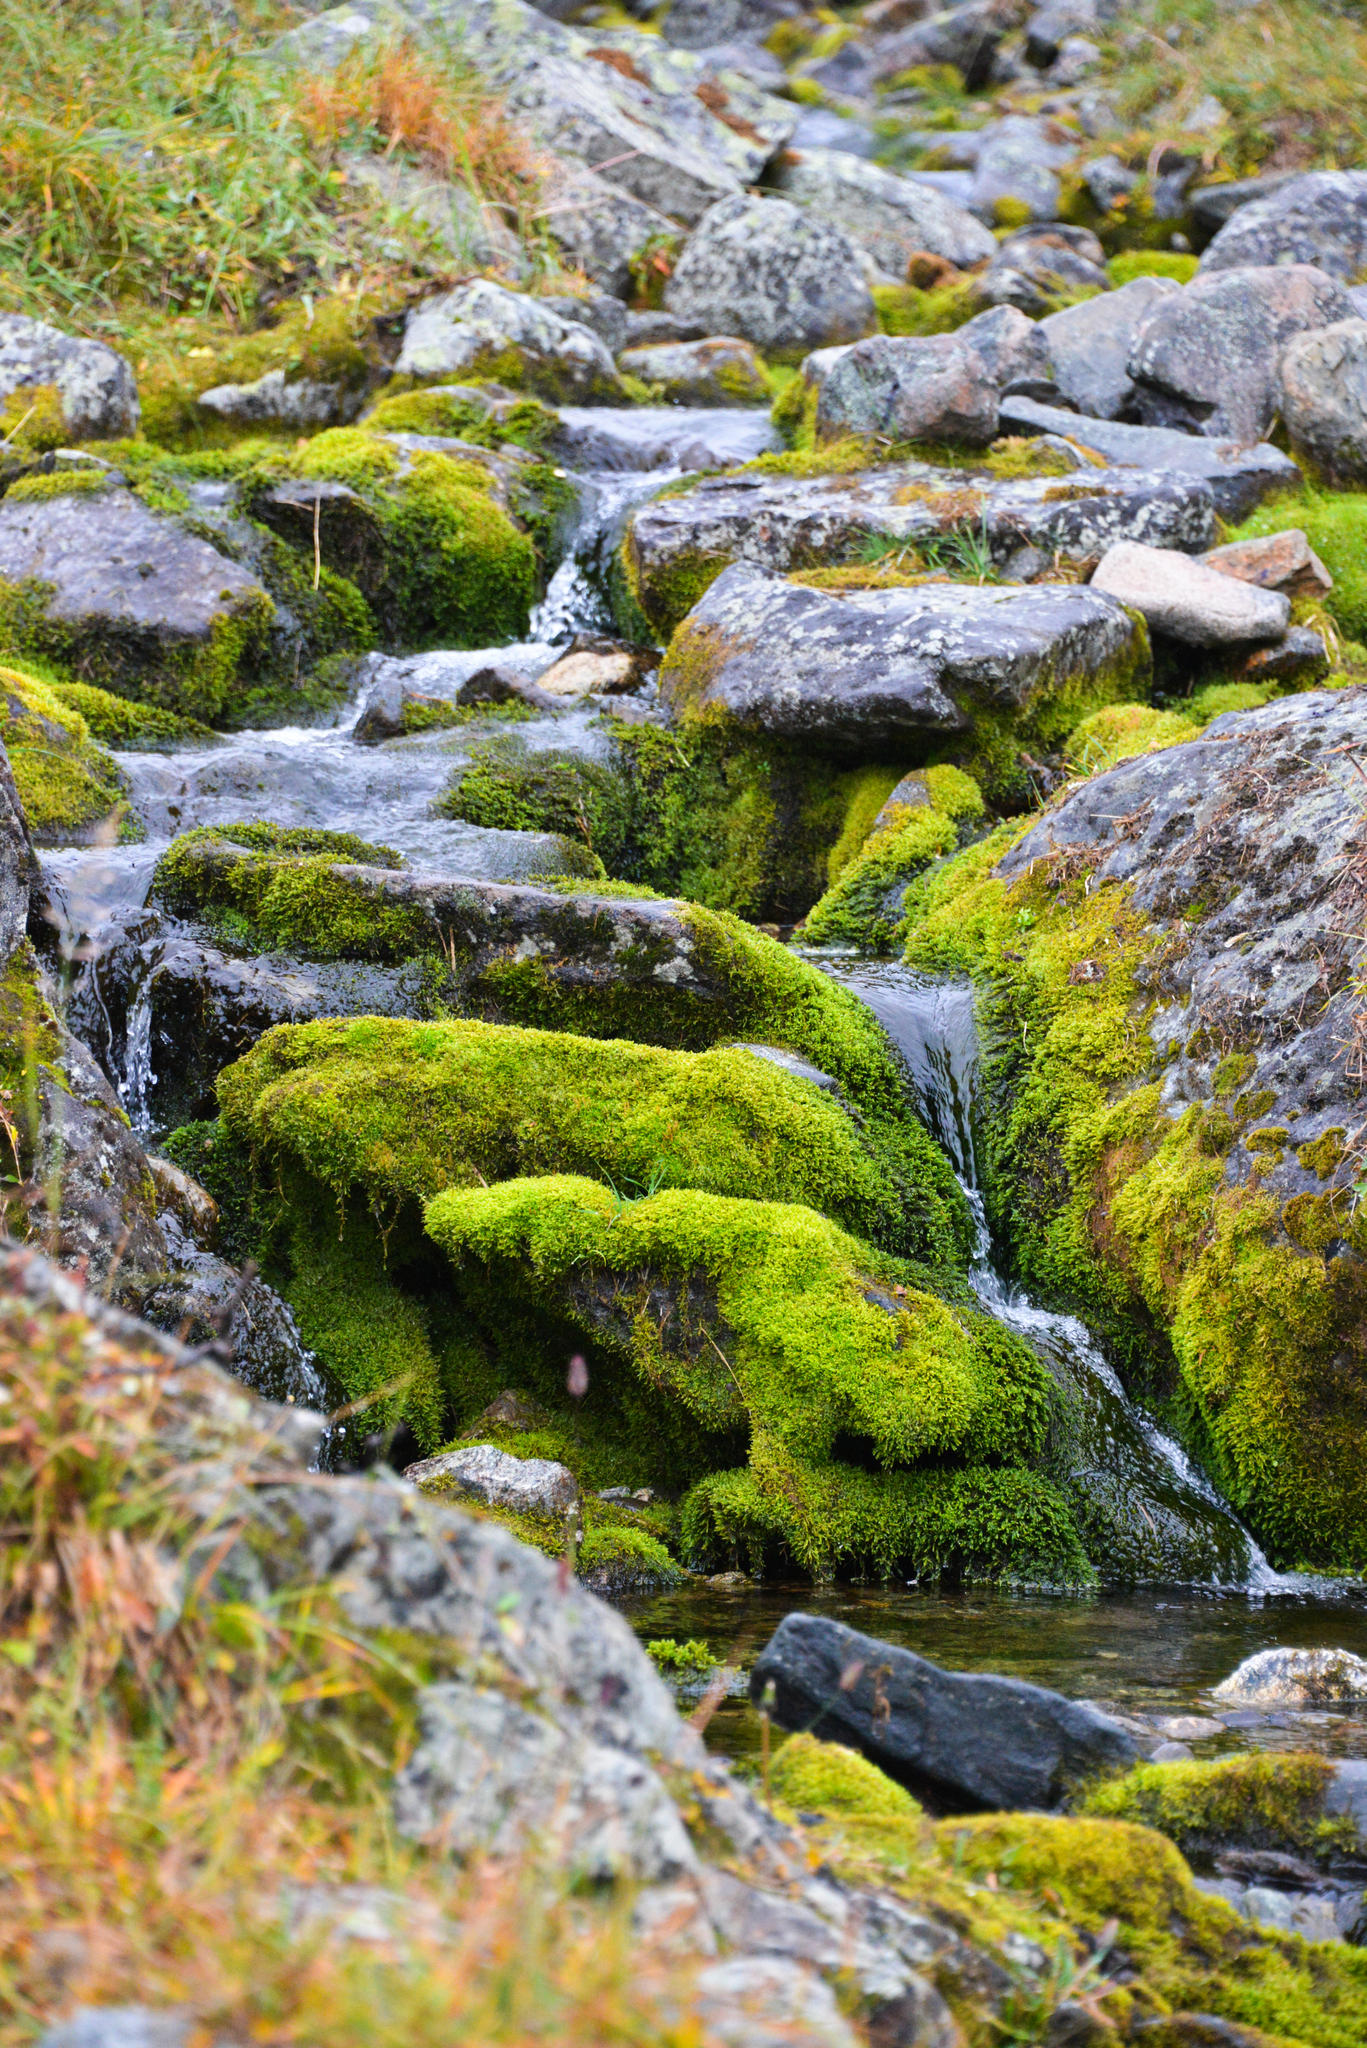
[646,1638,714,1673]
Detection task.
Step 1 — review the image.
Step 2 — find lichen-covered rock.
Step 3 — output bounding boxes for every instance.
[1199,169,1367,281]
[869,0,1011,89]
[395,280,626,401]
[1125,265,1354,443]
[968,113,1077,226]
[616,336,769,407]
[657,563,1149,751]
[1276,318,1367,489]
[0,664,129,845]
[195,366,359,428]
[954,305,1052,391]
[0,313,139,440]
[1090,542,1291,648]
[751,1612,1137,1810]
[662,195,875,362]
[978,227,1109,318]
[0,485,272,721]
[999,392,1302,521]
[1039,275,1181,419]
[902,686,1367,1566]
[539,159,680,299]
[405,1441,582,1521]
[814,333,1000,447]
[771,146,996,276]
[625,457,1215,635]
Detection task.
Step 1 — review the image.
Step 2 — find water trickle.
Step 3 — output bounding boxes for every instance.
[828,959,1283,1590]
[119,963,156,1131]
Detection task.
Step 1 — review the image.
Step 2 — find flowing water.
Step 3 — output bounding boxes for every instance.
[31,400,1367,1730]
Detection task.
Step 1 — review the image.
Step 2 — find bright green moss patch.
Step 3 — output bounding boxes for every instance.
[42,677,213,749]
[151,822,424,960]
[1106,249,1199,286]
[243,428,535,649]
[1079,1752,1348,1866]
[872,279,983,336]
[769,1733,920,1822]
[1065,702,1202,776]
[1226,491,1367,642]
[577,1522,682,1593]
[804,765,986,951]
[360,386,559,454]
[5,468,113,503]
[0,663,132,843]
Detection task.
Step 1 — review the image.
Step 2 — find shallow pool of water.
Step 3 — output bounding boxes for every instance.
[622,1581,1367,1766]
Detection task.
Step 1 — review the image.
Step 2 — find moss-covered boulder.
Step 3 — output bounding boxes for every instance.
[0,664,132,844]
[242,427,536,648]
[1079,1753,1356,1871]
[804,764,986,950]
[902,684,1367,1567]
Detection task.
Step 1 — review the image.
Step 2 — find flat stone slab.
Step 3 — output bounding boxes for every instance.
[999,393,1301,521]
[750,1611,1137,1810]
[626,458,1215,631]
[1091,540,1291,648]
[660,563,1147,749]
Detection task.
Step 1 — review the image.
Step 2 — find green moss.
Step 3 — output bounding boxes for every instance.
[151,822,427,960]
[4,468,113,503]
[360,387,559,454]
[242,429,535,649]
[1079,1753,1349,1866]
[42,678,213,749]
[1297,1127,1346,1179]
[1185,678,1284,724]
[804,765,987,951]
[159,1117,258,1266]
[0,384,66,455]
[1065,703,1202,777]
[0,662,132,842]
[872,279,984,337]
[1106,249,1200,286]
[442,740,630,867]
[1226,491,1367,643]
[426,1174,1075,1581]
[981,436,1078,481]
[577,1522,682,1593]
[769,1733,921,1821]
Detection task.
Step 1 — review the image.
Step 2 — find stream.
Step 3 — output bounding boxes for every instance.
[35,402,1367,1747]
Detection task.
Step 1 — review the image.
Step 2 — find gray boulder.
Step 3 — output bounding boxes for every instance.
[979,227,1109,317]
[999,392,1302,520]
[0,313,139,440]
[968,114,1076,225]
[750,1612,1137,1809]
[787,106,877,158]
[405,1441,582,1520]
[1199,169,1367,280]
[1091,541,1290,648]
[0,486,271,722]
[1213,1648,1367,1711]
[955,305,1051,390]
[1276,317,1367,488]
[395,279,625,399]
[626,457,1215,630]
[196,366,359,428]
[659,562,1148,749]
[662,195,875,360]
[870,1,1012,89]
[616,335,769,406]
[1190,170,1300,247]
[1040,274,1181,418]
[1126,264,1354,442]
[771,147,996,276]
[814,333,999,446]
[538,160,680,299]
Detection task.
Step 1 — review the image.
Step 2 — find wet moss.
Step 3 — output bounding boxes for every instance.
[151,822,426,960]
[803,764,986,951]
[0,663,132,843]
[769,1733,921,1821]
[42,678,213,749]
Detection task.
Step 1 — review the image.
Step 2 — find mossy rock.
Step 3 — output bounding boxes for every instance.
[42,676,215,751]
[1225,490,1367,645]
[0,664,133,843]
[1064,702,1202,777]
[1079,1752,1353,1870]
[804,764,986,951]
[769,1732,921,1822]
[241,427,535,649]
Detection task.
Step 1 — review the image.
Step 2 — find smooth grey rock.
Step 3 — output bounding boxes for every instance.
[0,488,268,687]
[396,279,624,400]
[1126,264,1354,442]
[750,1611,1137,1809]
[405,1441,581,1519]
[538,159,680,299]
[663,194,875,359]
[871,1,1011,89]
[0,313,139,440]
[616,335,768,406]
[999,392,1302,520]
[788,106,877,158]
[816,331,998,446]
[1277,317,1367,488]
[772,146,996,275]
[626,457,1216,626]
[37,2013,193,2048]
[660,563,1147,750]
[979,228,1109,317]
[1199,169,1367,280]
[1040,275,1181,418]
[1091,540,1290,647]
[537,291,630,354]
[196,367,357,428]
[622,310,707,347]
[1213,1647,1367,1709]
[956,305,1052,390]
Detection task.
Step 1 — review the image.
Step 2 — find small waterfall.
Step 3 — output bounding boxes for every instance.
[118,962,157,1131]
[829,959,1282,1589]
[531,467,680,642]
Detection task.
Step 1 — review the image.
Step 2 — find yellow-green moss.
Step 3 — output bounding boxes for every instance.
[872,278,984,337]
[1065,703,1202,776]
[0,663,132,843]
[1106,249,1200,287]
[769,1732,921,1821]
[804,765,986,951]
[150,822,429,960]
[0,383,66,455]
[4,468,113,503]
[1079,1753,1350,1865]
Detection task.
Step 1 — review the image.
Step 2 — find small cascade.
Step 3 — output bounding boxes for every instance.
[532,468,677,642]
[118,961,156,1131]
[828,958,1281,1589]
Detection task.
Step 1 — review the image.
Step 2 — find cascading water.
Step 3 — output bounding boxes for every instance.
[827,958,1289,1591]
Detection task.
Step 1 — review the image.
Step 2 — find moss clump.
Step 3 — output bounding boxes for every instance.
[769,1733,920,1821]
[577,1522,682,1593]
[872,279,983,337]
[360,387,559,454]
[5,468,113,503]
[902,819,1367,1565]
[427,1174,1076,1582]
[1184,678,1284,724]
[442,739,630,867]
[1079,1753,1349,1867]
[1106,249,1199,287]
[1065,703,1202,776]
[41,677,213,749]
[804,765,986,951]
[150,822,425,960]
[981,437,1078,481]
[0,663,132,843]
[215,1014,964,1267]
[1225,491,1367,643]
[242,428,535,649]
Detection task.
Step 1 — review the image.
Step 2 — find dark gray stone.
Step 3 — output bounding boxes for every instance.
[0,313,139,440]
[1189,170,1300,247]
[663,194,875,359]
[1199,169,1367,280]
[999,392,1302,520]
[1040,275,1181,418]
[1126,264,1354,442]
[788,107,877,158]
[969,115,1075,225]
[750,1611,1137,1809]
[659,563,1147,750]
[538,292,630,354]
